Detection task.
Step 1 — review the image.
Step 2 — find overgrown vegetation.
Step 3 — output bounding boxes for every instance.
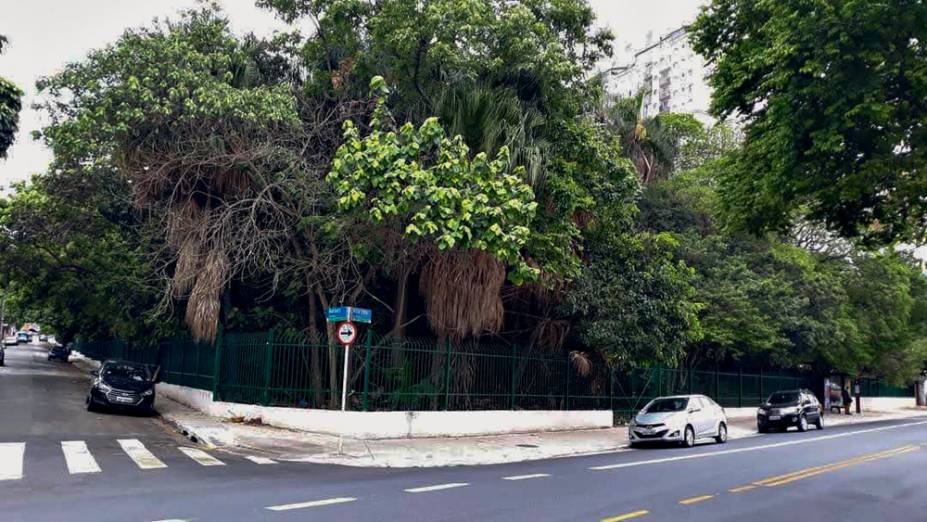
[0,1,924,389]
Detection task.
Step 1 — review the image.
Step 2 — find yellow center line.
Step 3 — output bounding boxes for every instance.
[678,494,715,505]
[601,509,649,522]
[728,485,757,493]
[752,445,916,486]
[763,446,918,487]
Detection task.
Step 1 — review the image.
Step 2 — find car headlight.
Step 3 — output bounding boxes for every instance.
[757,409,767,416]
[96,381,112,393]
[141,388,154,396]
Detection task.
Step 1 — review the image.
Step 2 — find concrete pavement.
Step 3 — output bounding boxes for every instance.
[5,342,927,521]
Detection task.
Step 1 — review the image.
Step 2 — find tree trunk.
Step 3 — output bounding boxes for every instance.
[389,265,411,369]
[430,333,449,409]
[306,281,322,407]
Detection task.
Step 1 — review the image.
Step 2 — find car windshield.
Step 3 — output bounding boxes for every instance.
[767,392,800,405]
[102,363,151,382]
[645,398,689,413]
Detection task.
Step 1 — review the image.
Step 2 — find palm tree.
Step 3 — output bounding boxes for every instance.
[603,91,703,184]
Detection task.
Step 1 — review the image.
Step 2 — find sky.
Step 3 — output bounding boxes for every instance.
[0,0,703,187]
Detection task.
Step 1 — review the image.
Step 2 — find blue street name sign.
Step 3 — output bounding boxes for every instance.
[326,306,373,324]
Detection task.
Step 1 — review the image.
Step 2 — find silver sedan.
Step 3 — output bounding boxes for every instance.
[628,394,728,447]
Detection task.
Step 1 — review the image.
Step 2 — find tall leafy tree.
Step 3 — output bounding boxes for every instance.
[0,34,23,158]
[690,0,927,244]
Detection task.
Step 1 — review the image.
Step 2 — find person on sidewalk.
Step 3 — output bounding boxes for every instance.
[842,385,852,415]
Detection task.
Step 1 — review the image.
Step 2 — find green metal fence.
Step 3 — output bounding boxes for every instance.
[76,333,913,417]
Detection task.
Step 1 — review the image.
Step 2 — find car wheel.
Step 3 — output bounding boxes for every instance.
[682,425,695,448]
[86,397,97,412]
[815,415,824,430]
[798,414,808,432]
[715,422,728,444]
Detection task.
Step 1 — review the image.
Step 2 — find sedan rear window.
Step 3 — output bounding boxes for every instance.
[645,398,689,413]
[767,392,800,405]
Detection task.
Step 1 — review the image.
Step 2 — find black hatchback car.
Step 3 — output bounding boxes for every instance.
[47,342,71,362]
[757,389,823,433]
[86,360,159,414]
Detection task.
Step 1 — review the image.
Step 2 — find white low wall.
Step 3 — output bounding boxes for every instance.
[156,383,612,439]
[860,396,914,411]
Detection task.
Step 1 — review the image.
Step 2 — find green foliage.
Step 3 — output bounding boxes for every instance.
[37,7,299,169]
[328,78,540,283]
[0,170,168,343]
[691,0,927,244]
[561,231,700,369]
[0,33,22,159]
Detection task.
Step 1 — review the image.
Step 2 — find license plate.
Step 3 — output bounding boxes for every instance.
[114,396,134,403]
[769,415,781,420]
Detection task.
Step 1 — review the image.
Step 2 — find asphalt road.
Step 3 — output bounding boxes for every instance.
[2,342,927,522]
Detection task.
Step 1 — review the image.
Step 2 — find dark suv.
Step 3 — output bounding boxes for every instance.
[757,389,823,433]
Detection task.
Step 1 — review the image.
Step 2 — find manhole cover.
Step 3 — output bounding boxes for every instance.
[516,444,538,448]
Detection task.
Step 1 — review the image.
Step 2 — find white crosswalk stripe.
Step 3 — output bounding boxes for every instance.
[178,446,225,466]
[0,443,25,481]
[245,455,277,465]
[118,439,167,469]
[0,440,277,480]
[61,441,101,474]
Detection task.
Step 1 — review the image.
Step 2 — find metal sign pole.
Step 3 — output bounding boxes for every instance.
[338,343,351,455]
[341,343,351,412]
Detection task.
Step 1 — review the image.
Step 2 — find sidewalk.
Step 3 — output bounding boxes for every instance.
[155,395,927,468]
[71,352,927,468]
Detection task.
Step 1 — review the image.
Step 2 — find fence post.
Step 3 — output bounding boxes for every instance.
[442,339,452,411]
[759,367,764,400]
[362,330,372,412]
[715,366,720,401]
[657,366,663,397]
[262,329,275,406]
[509,344,518,410]
[564,356,571,410]
[609,367,615,412]
[179,339,186,387]
[212,327,223,400]
[738,367,743,408]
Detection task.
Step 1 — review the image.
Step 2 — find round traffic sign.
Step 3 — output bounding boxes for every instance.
[336,321,357,345]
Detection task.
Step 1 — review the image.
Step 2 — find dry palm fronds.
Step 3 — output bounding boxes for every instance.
[419,249,505,341]
[185,249,229,343]
[171,236,203,299]
[570,350,593,377]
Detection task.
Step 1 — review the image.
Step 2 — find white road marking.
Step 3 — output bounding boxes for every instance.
[178,446,225,466]
[0,443,25,480]
[61,441,101,474]
[404,482,469,493]
[591,419,927,471]
[150,519,190,522]
[245,455,277,465]
[266,497,357,511]
[502,473,550,481]
[118,439,167,469]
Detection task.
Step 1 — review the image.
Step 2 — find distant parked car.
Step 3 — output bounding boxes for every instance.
[39,334,48,342]
[86,360,159,414]
[4,336,17,346]
[629,394,728,447]
[757,389,823,433]
[47,342,71,362]
[16,332,30,344]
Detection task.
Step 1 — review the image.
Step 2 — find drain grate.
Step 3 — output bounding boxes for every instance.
[516,443,538,448]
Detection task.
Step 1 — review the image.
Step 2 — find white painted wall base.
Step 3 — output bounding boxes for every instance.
[156,383,612,439]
